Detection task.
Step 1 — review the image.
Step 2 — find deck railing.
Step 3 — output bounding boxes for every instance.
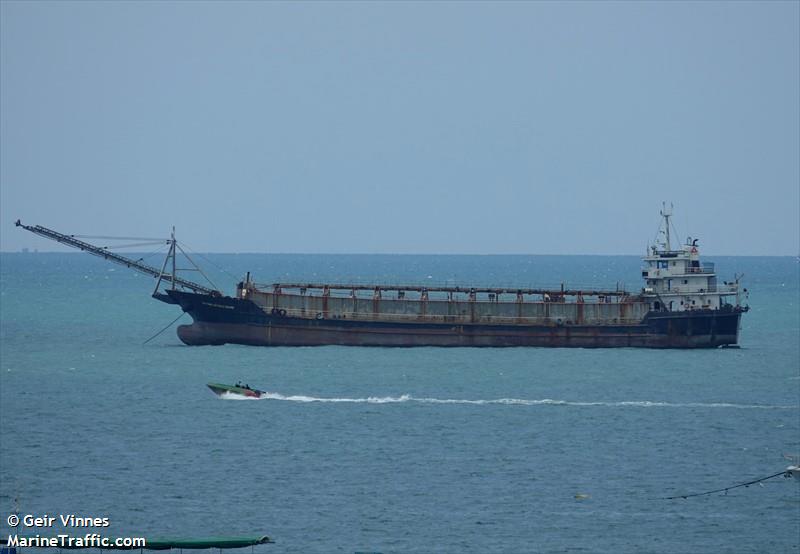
[658,284,738,295]
[686,263,715,274]
[257,304,647,325]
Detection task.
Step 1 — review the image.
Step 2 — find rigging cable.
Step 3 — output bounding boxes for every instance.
[136,243,169,263]
[661,470,793,500]
[174,242,220,292]
[72,235,167,241]
[143,311,187,345]
[177,240,241,283]
[99,241,168,251]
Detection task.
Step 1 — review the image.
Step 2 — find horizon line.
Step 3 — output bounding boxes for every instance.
[1,250,797,258]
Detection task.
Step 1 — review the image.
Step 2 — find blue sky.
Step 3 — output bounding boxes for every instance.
[1,1,798,255]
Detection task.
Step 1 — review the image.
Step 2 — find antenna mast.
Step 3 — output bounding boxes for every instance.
[660,202,673,251]
[171,226,177,290]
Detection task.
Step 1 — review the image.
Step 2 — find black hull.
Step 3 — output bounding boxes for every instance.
[158,290,744,349]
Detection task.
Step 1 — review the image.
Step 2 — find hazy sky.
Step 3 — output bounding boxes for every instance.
[1,1,798,255]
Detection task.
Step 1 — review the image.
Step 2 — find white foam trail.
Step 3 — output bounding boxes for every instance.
[249,392,798,409]
[218,391,263,401]
[261,392,412,404]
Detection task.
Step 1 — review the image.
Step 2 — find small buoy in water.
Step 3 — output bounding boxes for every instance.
[574,493,590,500]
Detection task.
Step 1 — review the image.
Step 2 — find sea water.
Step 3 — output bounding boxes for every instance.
[1,253,798,553]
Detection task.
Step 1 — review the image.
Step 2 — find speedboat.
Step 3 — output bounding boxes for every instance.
[207,383,267,398]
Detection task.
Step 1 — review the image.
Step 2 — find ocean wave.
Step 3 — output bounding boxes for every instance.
[242,392,798,409]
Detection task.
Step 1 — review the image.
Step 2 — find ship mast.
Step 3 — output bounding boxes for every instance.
[171,226,177,290]
[660,202,673,251]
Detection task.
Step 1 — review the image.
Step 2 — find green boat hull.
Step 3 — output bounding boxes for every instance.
[207,383,266,398]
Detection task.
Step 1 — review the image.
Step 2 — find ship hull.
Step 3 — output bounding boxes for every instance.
[162,291,744,349]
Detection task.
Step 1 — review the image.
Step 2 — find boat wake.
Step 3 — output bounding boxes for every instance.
[218,391,264,400]
[242,392,798,409]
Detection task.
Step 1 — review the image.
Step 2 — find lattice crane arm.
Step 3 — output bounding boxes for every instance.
[15,220,220,296]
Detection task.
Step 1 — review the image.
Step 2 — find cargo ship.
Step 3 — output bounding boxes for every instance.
[16,206,748,348]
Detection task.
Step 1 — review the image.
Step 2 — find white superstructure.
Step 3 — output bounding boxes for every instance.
[641,204,743,312]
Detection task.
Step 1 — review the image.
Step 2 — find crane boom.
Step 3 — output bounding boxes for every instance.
[15,220,219,296]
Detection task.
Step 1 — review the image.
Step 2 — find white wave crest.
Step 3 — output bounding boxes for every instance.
[239,392,797,409]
